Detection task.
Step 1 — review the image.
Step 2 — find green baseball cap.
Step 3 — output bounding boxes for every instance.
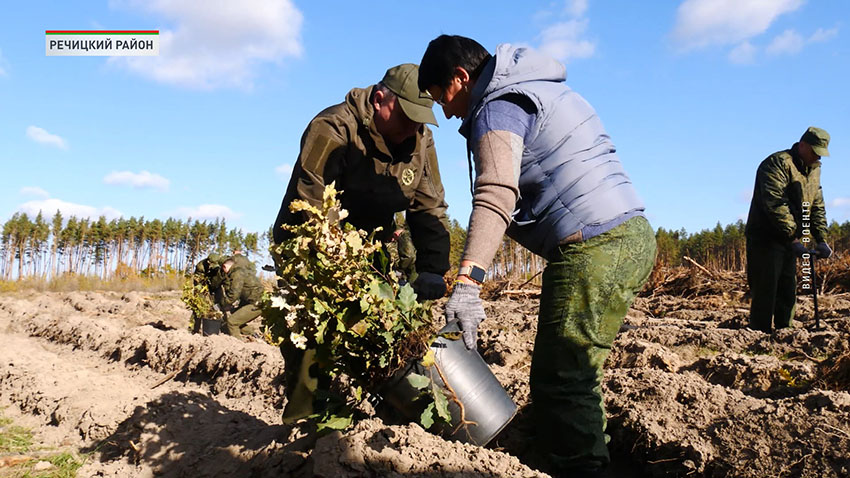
[207,252,224,267]
[801,126,830,157]
[381,63,438,126]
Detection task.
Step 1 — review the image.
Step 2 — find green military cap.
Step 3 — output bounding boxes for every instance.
[207,252,224,267]
[381,63,438,126]
[801,126,830,157]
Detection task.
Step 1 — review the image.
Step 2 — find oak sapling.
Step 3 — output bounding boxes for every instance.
[261,183,451,431]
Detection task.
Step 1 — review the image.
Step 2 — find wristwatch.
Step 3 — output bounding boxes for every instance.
[458,265,486,284]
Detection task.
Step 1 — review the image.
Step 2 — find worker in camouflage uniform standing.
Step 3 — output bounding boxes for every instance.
[219,255,264,339]
[745,126,833,333]
[272,63,450,421]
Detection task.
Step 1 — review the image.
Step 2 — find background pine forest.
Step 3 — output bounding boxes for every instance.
[0,211,263,281]
[3,211,850,285]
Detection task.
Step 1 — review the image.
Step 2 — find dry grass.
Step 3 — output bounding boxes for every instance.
[641,264,744,298]
[817,350,850,392]
[815,252,850,294]
[0,273,184,294]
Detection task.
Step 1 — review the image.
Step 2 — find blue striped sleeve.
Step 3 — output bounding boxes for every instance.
[471,94,536,147]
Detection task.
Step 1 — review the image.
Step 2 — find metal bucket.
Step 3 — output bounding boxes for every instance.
[379,322,517,446]
[201,318,221,335]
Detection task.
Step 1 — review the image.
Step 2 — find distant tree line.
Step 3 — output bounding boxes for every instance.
[465,219,850,284]
[655,220,850,271]
[444,218,547,284]
[6,209,849,284]
[1,211,264,281]
[447,218,467,268]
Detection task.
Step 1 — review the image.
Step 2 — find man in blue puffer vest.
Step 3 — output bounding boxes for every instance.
[419,35,657,478]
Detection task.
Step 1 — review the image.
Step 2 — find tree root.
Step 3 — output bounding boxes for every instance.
[431,361,478,437]
[151,349,200,389]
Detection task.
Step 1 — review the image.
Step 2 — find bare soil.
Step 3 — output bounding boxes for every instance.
[1,271,848,477]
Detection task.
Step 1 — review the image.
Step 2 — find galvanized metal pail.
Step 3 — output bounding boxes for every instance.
[380,322,517,446]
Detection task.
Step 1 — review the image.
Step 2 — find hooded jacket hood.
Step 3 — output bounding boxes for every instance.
[461,43,645,256]
[346,86,376,131]
[466,44,567,122]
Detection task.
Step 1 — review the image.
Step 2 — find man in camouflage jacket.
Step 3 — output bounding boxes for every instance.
[272,64,450,421]
[745,126,833,332]
[219,255,264,338]
[193,253,225,289]
[190,253,225,334]
[272,63,450,297]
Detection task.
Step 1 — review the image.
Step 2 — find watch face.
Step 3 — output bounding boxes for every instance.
[470,266,486,283]
[459,265,486,283]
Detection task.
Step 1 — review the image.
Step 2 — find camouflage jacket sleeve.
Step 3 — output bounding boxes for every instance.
[811,169,828,242]
[756,155,797,241]
[273,116,349,245]
[192,260,208,285]
[406,132,451,275]
[222,270,245,307]
[294,117,349,209]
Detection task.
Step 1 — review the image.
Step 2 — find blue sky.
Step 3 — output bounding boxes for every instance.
[1,0,848,243]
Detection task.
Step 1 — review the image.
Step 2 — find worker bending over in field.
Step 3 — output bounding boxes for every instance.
[218,255,264,339]
[272,63,451,422]
[418,35,656,478]
[745,126,833,333]
[190,253,225,334]
[192,253,225,291]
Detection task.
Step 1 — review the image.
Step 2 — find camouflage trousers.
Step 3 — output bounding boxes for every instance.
[746,236,796,332]
[224,303,262,338]
[531,216,656,473]
[280,346,321,423]
[387,227,417,282]
[280,230,417,424]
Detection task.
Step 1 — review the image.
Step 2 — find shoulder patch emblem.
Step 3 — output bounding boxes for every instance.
[401,168,416,186]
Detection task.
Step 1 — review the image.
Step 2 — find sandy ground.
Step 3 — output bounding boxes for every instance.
[0,275,848,477]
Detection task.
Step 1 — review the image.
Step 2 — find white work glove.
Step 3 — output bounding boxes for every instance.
[445,282,485,350]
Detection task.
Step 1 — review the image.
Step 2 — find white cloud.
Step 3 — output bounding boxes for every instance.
[26,126,68,150]
[828,198,850,208]
[765,26,840,57]
[766,29,805,56]
[671,0,803,50]
[809,27,838,43]
[538,19,596,62]
[20,186,50,198]
[103,170,170,191]
[173,204,241,221]
[563,0,588,17]
[18,198,122,220]
[275,163,293,179]
[110,0,303,90]
[728,41,758,64]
